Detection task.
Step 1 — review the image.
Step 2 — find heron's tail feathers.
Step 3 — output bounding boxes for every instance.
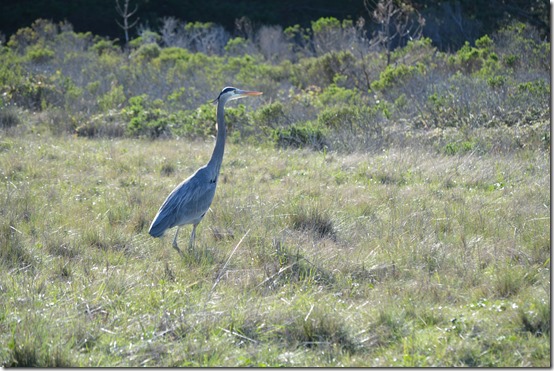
[148,217,168,237]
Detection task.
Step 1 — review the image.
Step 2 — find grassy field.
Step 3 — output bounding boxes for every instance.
[0,123,549,367]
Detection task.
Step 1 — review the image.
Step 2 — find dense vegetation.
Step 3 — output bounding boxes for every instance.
[0,13,550,367]
[0,17,550,152]
[0,0,549,51]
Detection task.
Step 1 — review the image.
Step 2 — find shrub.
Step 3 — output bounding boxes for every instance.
[273,121,328,151]
[129,30,161,48]
[228,55,290,95]
[91,39,120,55]
[7,19,59,53]
[75,110,126,137]
[443,140,476,155]
[98,84,126,112]
[493,22,550,73]
[318,105,358,129]
[224,37,256,56]
[292,51,356,89]
[38,108,76,136]
[131,42,161,61]
[311,17,364,57]
[311,17,342,55]
[172,103,254,141]
[317,105,386,152]
[154,46,192,67]
[0,16,549,152]
[170,103,218,138]
[0,106,22,129]
[516,80,549,97]
[284,24,313,59]
[390,37,436,65]
[370,63,419,91]
[10,75,62,111]
[253,101,289,129]
[25,45,55,63]
[123,95,172,138]
[318,83,361,106]
[223,105,250,142]
[447,35,500,76]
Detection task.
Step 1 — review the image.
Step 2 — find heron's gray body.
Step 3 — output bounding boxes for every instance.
[148,87,262,254]
[148,165,217,238]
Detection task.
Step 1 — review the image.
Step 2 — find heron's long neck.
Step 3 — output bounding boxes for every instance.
[207,100,226,175]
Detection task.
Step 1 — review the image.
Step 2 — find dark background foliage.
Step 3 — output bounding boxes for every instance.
[0,0,550,50]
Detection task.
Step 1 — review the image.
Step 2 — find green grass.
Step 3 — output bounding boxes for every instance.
[0,128,550,367]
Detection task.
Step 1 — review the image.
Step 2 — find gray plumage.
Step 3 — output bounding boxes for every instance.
[148,87,262,255]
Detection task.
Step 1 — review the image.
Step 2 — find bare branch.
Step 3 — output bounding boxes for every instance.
[115,0,139,45]
[368,0,425,65]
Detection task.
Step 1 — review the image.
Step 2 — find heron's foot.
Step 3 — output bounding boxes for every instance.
[172,241,184,257]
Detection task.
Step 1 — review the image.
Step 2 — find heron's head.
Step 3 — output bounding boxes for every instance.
[214,86,263,104]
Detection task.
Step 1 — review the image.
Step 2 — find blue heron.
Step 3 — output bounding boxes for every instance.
[148,87,263,254]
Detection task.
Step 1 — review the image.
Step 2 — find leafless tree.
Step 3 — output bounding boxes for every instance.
[115,0,139,46]
[185,23,229,55]
[256,25,292,63]
[159,17,228,55]
[235,17,255,41]
[160,16,180,47]
[366,0,425,65]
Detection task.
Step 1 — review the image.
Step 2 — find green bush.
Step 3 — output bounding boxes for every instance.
[98,84,126,112]
[25,45,54,63]
[283,24,312,58]
[494,22,550,72]
[129,31,161,48]
[154,47,192,67]
[253,101,289,128]
[447,35,500,76]
[318,83,360,106]
[370,63,420,91]
[311,17,341,35]
[131,42,161,61]
[170,103,252,141]
[170,103,218,138]
[91,39,120,55]
[222,104,250,142]
[10,75,62,111]
[292,51,356,88]
[317,104,386,151]
[7,19,58,52]
[224,37,253,56]
[390,37,436,65]
[0,17,549,153]
[123,95,172,138]
[516,80,549,96]
[273,121,328,150]
[318,106,357,129]
[443,140,476,155]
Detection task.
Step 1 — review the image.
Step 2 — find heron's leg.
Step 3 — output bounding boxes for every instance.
[172,227,183,255]
[189,223,198,251]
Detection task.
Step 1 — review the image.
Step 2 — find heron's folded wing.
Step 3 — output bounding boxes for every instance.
[148,170,216,236]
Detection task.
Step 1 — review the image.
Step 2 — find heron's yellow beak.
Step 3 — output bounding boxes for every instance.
[237,90,263,97]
